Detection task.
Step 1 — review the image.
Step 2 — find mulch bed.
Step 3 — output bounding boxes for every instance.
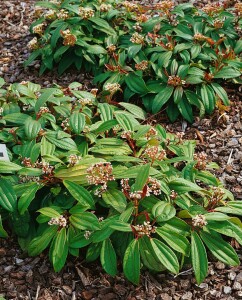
[0,0,242,299]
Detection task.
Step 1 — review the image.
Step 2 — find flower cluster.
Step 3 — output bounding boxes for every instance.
[48,215,67,227]
[193,33,207,41]
[121,130,132,140]
[78,98,93,106]
[136,14,148,23]
[146,177,161,196]
[19,175,40,183]
[100,3,112,12]
[61,118,70,131]
[213,19,224,28]
[40,161,54,175]
[192,214,207,228]
[176,132,185,143]
[170,190,178,200]
[155,1,174,13]
[194,152,207,170]
[61,29,77,46]
[87,162,115,190]
[84,230,92,240]
[79,7,95,19]
[120,178,131,193]
[32,23,45,35]
[133,23,142,32]
[27,37,38,50]
[234,3,242,16]
[210,187,225,206]
[57,9,69,20]
[129,191,143,200]
[68,154,81,167]
[44,9,56,20]
[145,127,158,140]
[21,157,33,167]
[133,221,157,237]
[106,44,117,54]
[123,1,138,11]
[143,146,166,161]
[135,60,149,71]
[167,75,186,86]
[201,3,223,16]
[104,83,121,94]
[130,32,145,44]
[37,106,50,118]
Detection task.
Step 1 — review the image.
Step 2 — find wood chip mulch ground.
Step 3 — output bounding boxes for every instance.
[0,1,242,299]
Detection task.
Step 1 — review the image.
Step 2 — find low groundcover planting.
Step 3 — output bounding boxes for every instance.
[25,0,242,122]
[0,79,242,285]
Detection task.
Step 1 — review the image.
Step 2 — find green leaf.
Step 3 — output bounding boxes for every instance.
[0,178,17,212]
[38,207,61,218]
[123,239,140,285]
[150,238,179,274]
[119,102,146,120]
[100,239,117,276]
[115,112,134,131]
[210,83,229,106]
[87,45,107,55]
[24,118,41,140]
[177,97,194,123]
[139,236,166,272]
[28,225,58,256]
[133,163,150,192]
[90,17,116,35]
[70,212,101,230]
[110,220,132,232]
[214,67,241,79]
[156,227,190,256]
[152,202,176,222]
[191,231,208,284]
[125,73,149,95]
[152,86,174,113]
[3,113,30,125]
[45,134,77,151]
[18,183,40,215]
[207,220,242,245]
[86,242,102,262]
[102,189,127,213]
[0,161,22,173]
[168,178,201,194]
[63,180,94,208]
[35,88,59,112]
[50,227,68,272]
[200,231,239,266]
[40,136,55,156]
[204,212,230,221]
[69,112,85,134]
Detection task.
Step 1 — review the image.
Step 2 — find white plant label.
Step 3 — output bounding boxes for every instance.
[0,144,10,161]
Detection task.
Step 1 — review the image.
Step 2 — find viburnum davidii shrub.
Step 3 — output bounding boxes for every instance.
[0,78,242,284]
[26,1,242,122]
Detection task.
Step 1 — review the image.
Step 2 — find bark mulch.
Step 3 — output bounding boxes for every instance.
[0,1,242,299]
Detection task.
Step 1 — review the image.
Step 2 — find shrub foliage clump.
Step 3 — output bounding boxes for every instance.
[26,0,242,121]
[0,78,242,284]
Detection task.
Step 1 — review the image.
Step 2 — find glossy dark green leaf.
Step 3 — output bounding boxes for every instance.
[100,239,117,276]
[0,178,17,212]
[123,239,140,285]
[150,238,179,274]
[200,231,239,266]
[191,231,208,284]
[63,180,94,208]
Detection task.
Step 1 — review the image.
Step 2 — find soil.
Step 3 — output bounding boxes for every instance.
[0,0,242,299]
